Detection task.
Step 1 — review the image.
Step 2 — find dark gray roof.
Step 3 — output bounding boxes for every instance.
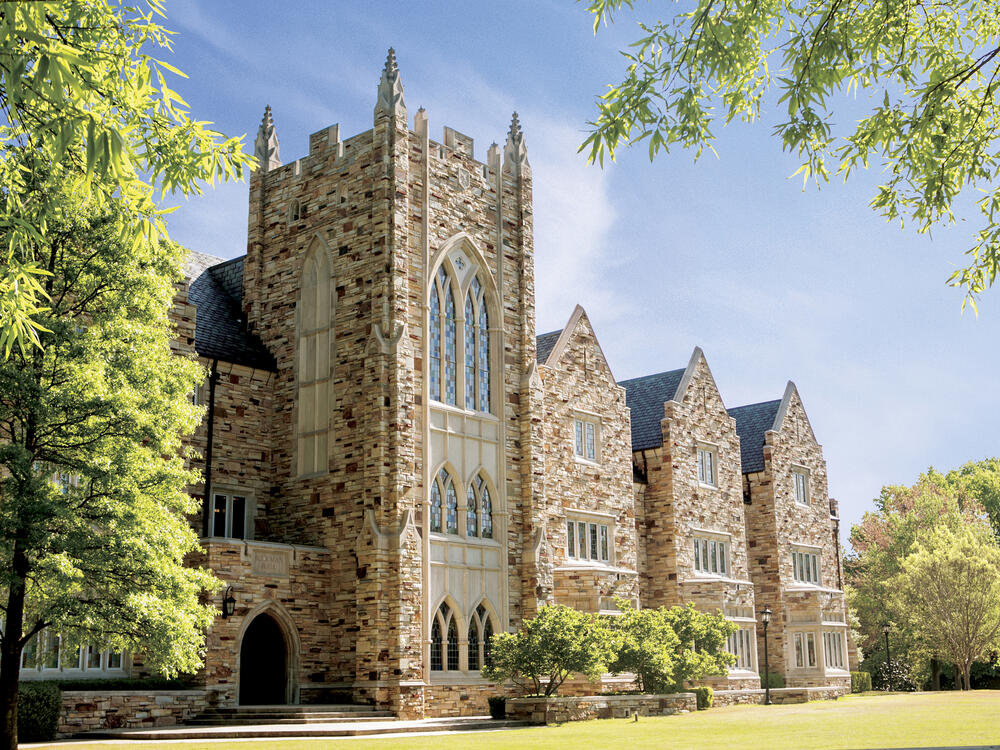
[618,369,686,451]
[536,329,562,365]
[186,252,276,371]
[727,400,781,474]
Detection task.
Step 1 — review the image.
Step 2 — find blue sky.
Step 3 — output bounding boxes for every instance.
[161,1,1000,547]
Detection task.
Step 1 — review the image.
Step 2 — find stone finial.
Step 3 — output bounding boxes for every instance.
[374,47,407,120]
[254,105,281,173]
[503,111,529,176]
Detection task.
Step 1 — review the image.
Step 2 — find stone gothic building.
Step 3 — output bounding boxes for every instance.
[22,51,852,718]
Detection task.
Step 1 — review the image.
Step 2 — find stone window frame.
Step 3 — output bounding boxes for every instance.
[792,465,810,505]
[571,410,601,465]
[791,630,819,669]
[207,488,255,541]
[564,508,615,565]
[16,626,129,679]
[429,464,499,543]
[691,527,731,577]
[696,441,719,488]
[726,625,757,672]
[428,597,498,676]
[822,629,847,670]
[790,543,822,585]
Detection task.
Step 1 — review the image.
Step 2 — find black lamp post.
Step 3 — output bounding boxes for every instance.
[221,586,236,619]
[882,622,891,692]
[761,606,772,705]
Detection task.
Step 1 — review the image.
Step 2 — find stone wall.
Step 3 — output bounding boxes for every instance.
[712,684,848,707]
[424,682,497,716]
[507,693,695,724]
[57,690,209,736]
[540,308,638,612]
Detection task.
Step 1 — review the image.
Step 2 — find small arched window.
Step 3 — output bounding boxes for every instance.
[476,474,493,539]
[469,603,495,671]
[466,483,478,537]
[445,477,458,535]
[430,265,457,405]
[430,468,456,534]
[431,602,458,672]
[465,275,490,412]
[430,475,443,533]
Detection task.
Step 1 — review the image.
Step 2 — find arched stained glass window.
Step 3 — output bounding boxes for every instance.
[447,617,459,671]
[443,276,457,406]
[430,477,442,533]
[429,282,441,402]
[430,617,443,671]
[483,612,494,668]
[467,613,480,671]
[469,603,495,671]
[478,300,490,412]
[464,293,476,409]
[477,475,493,539]
[466,483,478,537]
[445,477,458,535]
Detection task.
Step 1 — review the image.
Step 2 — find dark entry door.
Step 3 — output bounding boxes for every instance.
[239,613,288,705]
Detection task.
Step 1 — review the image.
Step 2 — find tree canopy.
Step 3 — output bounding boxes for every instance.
[582,0,1000,308]
[0,0,253,357]
[0,171,216,748]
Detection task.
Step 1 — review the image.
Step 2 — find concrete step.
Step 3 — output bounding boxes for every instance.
[79,716,531,741]
[185,713,396,725]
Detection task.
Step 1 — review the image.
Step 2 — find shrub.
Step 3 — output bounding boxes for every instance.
[53,677,192,691]
[761,671,785,689]
[487,695,506,720]
[693,685,713,710]
[482,605,614,696]
[17,682,62,743]
[851,671,873,693]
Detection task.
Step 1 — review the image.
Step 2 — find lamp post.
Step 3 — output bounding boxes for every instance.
[882,623,891,692]
[221,586,236,619]
[761,606,772,705]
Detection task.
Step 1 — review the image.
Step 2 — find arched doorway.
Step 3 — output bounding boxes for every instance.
[239,613,288,705]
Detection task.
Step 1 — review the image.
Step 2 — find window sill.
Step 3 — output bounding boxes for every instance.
[427,673,496,686]
[428,532,501,546]
[573,456,601,467]
[697,482,719,490]
[429,401,499,422]
[556,562,635,575]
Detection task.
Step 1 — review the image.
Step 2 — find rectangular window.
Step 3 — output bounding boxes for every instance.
[806,632,817,667]
[566,516,611,563]
[727,627,754,670]
[42,631,60,670]
[792,549,820,584]
[697,447,716,486]
[573,418,598,461]
[86,645,103,670]
[693,536,728,575]
[823,631,845,669]
[794,632,804,667]
[794,470,809,505]
[794,631,818,667]
[211,493,249,540]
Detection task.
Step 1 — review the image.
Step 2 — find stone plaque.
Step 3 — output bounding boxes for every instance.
[252,548,290,577]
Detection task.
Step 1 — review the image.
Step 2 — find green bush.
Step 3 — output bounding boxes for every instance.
[693,685,713,710]
[761,671,785,689]
[851,671,873,693]
[487,695,506,720]
[53,676,192,691]
[17,682,62,743]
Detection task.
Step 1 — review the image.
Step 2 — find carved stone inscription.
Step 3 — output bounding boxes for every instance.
[252,548,291,577]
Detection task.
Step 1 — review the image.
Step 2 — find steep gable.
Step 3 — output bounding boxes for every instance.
[618,368,686,451]
[772,381,819,445]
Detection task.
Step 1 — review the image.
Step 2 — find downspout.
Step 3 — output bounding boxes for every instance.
[201,359,219,537]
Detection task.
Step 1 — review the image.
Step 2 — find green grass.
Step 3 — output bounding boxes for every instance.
[29,692,1000,750]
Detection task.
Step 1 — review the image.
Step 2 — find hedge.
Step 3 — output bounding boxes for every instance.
[17,682,62,743]
[52,676,192,691]
[693,685,713,710]
[761,671,785,689]
[851,671,873,693]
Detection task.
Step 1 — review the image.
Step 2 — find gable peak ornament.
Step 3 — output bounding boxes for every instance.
[503,111,529,176]
[254,105,282,173]
[375,47,407,120]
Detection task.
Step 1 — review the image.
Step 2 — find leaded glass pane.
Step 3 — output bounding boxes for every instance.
[483,617,494,667]
[567,521,575,558]
[465,294,476,409]
[447,618,459,670]
[444,284,457,405]
[430,480,442,532]
[600,525,609,561]
[479,303,489,412]
[589,523,598,559]
[431,619,443,671]
[468,617,480,671]
[446,479,458,534]
[430,284,441,401]
[575,420,584,456]
[585,422,595,459]
[481,482,493,538]
[466,484,478,537]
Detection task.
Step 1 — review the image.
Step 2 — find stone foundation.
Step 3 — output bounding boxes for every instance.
[57,689,209,737]
[424,682,498,716]
[508,693,695,724]
[713,684,848,707]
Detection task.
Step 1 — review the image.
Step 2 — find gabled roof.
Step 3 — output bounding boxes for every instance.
[618,368,686,451]
[727,399,782,474]
[536,329,562,365]
[185,252,277,371]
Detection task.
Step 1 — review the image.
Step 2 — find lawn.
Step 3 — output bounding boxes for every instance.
[28,692,1000,750]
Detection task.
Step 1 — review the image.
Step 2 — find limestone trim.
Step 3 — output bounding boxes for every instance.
[235,600,301,705]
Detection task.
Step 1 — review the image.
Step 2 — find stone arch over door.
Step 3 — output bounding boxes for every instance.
[237,602,301,705]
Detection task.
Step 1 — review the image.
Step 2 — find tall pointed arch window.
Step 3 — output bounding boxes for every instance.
[430,468,457,535]
[429,262,492,413]
[297,241,332,476]
[430,602,459,672]
[469,603,495,671]
[467,473,493,539]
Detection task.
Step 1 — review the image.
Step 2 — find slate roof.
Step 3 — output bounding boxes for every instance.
[536,329,562,365]
[727,399,782,474]
[185,252,277,371]
[618,369,687,451]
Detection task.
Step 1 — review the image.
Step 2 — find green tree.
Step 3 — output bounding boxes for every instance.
[0,0,253,357]
[607,600,735,692]
[892,524,1000,690]
[944,459,1000,538]
[0,173,217,749]
[482,605,614,696]
[582,0,1000,307]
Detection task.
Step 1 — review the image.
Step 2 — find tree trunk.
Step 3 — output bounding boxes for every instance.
[963,664,972,691]
[0,545,29,750]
